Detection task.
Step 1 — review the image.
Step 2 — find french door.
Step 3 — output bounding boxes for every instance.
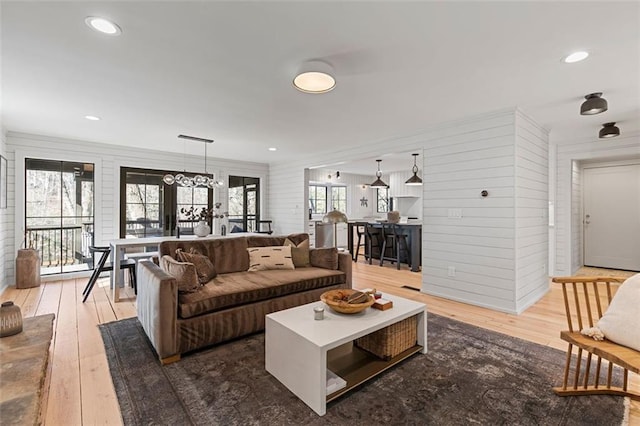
[25,158,95,275]
[228,176,260,232]
[120,168,212,238]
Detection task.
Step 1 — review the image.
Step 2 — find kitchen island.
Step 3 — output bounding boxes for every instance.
[347,221,422,272]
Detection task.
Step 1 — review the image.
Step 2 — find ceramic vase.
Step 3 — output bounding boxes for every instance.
[194,220,210,237]
[0,301,23,337]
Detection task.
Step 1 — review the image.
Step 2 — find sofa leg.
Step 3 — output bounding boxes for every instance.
[160,354,181,365]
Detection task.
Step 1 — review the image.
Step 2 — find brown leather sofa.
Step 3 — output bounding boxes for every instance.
[136,233,352,363]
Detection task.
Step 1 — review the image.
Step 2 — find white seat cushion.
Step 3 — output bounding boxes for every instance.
[597,273,640,351]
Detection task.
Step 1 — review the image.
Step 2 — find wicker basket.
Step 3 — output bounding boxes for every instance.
[355,315,417,361]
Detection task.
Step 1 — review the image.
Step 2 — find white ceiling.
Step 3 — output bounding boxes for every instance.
[2,2,639,166]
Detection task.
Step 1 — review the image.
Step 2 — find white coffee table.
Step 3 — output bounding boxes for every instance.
[265,293,427,415]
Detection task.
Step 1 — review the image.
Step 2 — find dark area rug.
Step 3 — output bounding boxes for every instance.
[100,313,626,425]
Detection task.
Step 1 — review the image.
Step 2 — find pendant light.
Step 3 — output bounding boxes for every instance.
[580,93,608,115]
[405,153,423,186]
[370,159,388,187]
[163,135,224,188]
[599,122,620,139]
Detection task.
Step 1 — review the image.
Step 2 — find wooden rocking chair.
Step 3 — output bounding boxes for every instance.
[552,276,640,400]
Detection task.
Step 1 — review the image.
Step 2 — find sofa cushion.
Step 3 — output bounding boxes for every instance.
[284,237,310,267]
[211,237,249,273]
[159,241,210,260]
[160,255,200,293]
[247,246,295,271]
[177,267,346,319]
[247,235,286,247]
[310,247,339,270]
[175,248,217,284]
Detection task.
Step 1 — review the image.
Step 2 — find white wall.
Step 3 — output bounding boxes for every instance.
[269,108,550,314]
[514,111,549,311]
[554,132,640,275]
[2,132,269,285]
[0,129,12,292]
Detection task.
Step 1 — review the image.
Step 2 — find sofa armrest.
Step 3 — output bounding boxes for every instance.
[136,260,179,361]
[337,252,352,288]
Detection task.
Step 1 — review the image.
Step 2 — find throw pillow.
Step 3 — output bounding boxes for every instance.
[175,248,217,285]
[160,255,200,293]
[595,273,640,351]
[247,246,295,271]
[309,247,339,270]
[284,237,310,267]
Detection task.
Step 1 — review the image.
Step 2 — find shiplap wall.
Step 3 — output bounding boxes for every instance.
[269,108,549,314]
[554,132,640,275]
[268,165,305,236]
[2,132,269,285]
[514,111,549,311]
[422,113,519,312]
[0,130,12,292]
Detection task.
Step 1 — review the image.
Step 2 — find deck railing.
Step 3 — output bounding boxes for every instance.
[25,223,94,267]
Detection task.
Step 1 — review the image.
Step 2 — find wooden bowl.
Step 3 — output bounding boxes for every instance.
[320,289,374,314]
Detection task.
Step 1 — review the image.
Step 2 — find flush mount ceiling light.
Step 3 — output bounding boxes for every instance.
[563,51,589,63]
[405,153,423,186]
[85,17,122,35]
[580,92,608,115]
[163,135,224,188]
[599,122,620,139]
[370,160,388,187]
[293,60,336,94]
[268,147,277,151]
[85,115,101,121]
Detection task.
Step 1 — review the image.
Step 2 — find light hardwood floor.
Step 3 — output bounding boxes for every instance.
[1,261,637,425]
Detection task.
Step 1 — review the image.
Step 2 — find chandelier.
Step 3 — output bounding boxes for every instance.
[163,134,224,188]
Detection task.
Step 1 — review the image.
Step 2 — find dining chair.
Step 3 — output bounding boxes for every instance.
[82,246,137,303]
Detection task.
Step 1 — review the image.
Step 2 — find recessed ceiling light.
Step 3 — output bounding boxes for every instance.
[85,17,122,35]
[563,51,589,63]
[293,60,336,94]
[85,115,101,121]
[268,147,277,151]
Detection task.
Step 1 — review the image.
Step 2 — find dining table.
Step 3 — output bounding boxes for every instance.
[346,221,422,272]
[109,233,260,302]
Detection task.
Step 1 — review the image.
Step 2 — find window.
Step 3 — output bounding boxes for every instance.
[377,187,389,213]
[331,186,347,213]
[228,176,261,232]
[120,167,213,238]
[25,158,95,275]
[309,184,347,215]
[309,185,327,214]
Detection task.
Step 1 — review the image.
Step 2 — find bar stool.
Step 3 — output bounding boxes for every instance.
[82,246,137,303]
[364,223,383,265]
[379,223,411,270]
[352,222,367,262]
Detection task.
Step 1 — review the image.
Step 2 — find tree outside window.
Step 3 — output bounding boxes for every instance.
[331,186,347,213]
[377,187,389,213]
[309,185,327,214]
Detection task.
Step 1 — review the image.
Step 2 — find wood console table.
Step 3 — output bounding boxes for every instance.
[0,314,55,425]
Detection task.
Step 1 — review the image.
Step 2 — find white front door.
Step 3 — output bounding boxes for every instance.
[583,164,640,271]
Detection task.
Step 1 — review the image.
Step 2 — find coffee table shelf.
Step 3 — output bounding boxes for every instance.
[265,293,427,415]
[326,343,423,402]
